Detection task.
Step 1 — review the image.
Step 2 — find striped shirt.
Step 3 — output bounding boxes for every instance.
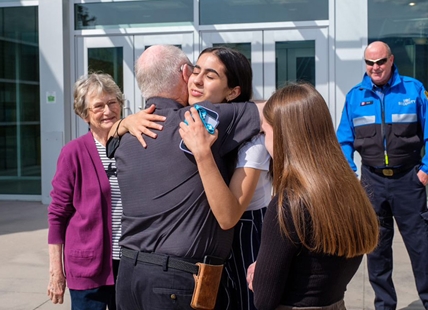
[95,139,122,260]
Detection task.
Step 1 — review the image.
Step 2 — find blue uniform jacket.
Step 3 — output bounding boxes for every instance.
[337,65,428,174]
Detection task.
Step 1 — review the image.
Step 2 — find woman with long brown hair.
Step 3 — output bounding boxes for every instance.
[247,82,379,310]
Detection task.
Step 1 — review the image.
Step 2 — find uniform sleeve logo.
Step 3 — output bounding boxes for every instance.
[398,98,415,106]
[360,101,373,106]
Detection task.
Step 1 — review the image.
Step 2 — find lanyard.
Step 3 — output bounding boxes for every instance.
[375,86,389,166]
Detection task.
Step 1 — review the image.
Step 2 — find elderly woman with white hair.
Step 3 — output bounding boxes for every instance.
[46,72,162,310]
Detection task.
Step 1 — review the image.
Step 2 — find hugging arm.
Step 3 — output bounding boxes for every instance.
[108,104,166,148]
[179,107,262,230]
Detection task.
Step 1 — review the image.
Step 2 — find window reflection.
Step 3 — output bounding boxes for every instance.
[200,0,328,25]
[212,43,251,62]
[369,0,428,87]
[276,41,315,89]
[0,6,40,195]
[75,1,193,30]
[88,47,124,93]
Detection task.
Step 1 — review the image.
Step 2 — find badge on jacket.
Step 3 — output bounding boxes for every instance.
[425,91,428,99]
[361,101,373,106]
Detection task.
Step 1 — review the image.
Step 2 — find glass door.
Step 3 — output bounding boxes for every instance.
[201,29,328,102]
[201,31,264,99]
[264,29,329,103]
[75,36,134,138]
[76,33,193,138]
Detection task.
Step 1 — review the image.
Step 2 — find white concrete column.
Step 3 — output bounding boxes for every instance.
[39,0,72,204]
[333,0,368,127]
[332,0,367,175]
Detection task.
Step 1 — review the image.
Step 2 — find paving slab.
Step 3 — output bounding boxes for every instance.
[0,200,424,310]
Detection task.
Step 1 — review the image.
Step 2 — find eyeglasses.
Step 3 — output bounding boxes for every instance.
[180,63,195,73]
[365,57,388,66]
[89,100,120,114]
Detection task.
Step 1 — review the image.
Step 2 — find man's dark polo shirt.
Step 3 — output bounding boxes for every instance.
[114,97,260,260]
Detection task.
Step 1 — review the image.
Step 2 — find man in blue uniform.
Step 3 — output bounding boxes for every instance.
[337,41,428,310]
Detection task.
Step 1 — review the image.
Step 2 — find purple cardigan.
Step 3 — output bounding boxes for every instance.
[48,131,114,290]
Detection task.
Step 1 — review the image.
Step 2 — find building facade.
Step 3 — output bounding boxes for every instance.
[1,0,427,203]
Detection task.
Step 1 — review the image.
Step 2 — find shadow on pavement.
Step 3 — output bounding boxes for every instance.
[399,299,425,310]
[0,200,48,235]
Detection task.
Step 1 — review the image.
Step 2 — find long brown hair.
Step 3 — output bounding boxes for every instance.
[263,82,378,258]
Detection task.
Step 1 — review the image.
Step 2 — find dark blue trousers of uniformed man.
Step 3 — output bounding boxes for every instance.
[361,165,428,309]
[337,41,428,309]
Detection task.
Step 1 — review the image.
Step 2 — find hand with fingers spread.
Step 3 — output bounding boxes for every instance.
[109,104,166,148]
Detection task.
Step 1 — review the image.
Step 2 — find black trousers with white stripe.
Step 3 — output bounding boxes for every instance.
[226,207,266,310]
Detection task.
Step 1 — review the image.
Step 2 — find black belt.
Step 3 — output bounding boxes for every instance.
[366,164,414,177]
[121,248,199,274]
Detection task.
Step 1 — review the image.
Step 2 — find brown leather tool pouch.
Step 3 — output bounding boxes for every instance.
[190,262,224,310]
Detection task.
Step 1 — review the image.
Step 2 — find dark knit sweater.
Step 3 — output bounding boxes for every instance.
[253,195,362,310]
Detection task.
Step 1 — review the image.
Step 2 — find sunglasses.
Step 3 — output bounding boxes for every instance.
[365,57,388,66]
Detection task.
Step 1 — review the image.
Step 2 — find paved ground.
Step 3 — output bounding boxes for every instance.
[0,200,424,310]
